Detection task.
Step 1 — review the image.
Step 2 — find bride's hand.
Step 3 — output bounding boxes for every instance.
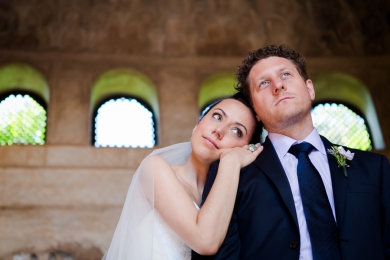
[219,143,263,169]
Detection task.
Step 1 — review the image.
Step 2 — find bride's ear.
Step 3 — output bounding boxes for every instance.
[192,121,200,134]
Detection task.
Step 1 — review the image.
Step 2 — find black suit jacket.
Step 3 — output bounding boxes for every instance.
[192,136,390,260]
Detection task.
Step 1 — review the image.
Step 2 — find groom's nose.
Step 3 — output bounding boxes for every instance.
[273,79,285,94]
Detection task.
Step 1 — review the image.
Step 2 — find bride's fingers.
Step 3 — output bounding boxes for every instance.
[244,143,262,153]
[252,144,263,155]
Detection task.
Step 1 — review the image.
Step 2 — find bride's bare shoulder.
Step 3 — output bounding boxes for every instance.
[140,154,174,174]
[142,154,169,166]
[137,155,176,189]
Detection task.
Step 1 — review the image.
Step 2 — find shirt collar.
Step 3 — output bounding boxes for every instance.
[268,128,326,159]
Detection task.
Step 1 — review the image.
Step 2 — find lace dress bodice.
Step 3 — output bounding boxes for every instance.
[152,202,200,260]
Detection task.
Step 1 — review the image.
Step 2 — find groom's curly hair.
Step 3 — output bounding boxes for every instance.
[235,45,309,106]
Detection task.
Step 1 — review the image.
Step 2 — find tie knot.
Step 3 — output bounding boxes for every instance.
[288,142,314,158]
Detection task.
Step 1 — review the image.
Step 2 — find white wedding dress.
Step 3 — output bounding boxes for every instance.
[152,202,200,259]
[103,142,197,260]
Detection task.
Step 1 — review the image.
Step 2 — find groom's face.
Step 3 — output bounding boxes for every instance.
[248,56,315,132]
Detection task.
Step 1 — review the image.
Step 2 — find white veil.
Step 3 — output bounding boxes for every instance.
[103,142,192,259]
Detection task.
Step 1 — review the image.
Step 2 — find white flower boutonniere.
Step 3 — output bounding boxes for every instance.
[327,146,354,177]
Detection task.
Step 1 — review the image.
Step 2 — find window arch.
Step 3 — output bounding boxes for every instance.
[312,72,384,150]
[0,63,49,146]
[91,69,158,148]
[198,71,237,111]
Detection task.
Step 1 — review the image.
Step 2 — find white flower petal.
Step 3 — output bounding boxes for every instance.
[345,150,354,160]
[338,146,347,156]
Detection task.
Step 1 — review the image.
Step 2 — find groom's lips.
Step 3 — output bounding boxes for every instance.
[203,137,218,149]
[276,96,292,106]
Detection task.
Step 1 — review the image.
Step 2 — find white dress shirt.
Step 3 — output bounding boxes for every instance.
[268,128,336,260]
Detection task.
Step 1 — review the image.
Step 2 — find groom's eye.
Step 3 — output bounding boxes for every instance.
[259,81,269,88]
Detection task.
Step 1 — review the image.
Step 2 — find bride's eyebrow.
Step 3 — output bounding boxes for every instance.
[214,108,227,117]
[235,121,248,134]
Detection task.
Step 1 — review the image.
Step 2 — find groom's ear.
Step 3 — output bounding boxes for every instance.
[256,115,261,122]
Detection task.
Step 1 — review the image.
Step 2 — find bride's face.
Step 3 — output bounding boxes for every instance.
[191,98,257,162]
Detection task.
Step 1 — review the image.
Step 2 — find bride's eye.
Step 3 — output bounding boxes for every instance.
[212,112,222,121]
[232,128,243,138]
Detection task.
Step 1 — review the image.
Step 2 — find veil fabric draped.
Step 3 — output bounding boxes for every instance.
[103,142,192,259]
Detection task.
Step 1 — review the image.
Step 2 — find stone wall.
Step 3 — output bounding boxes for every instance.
[0,0,390,258]
[0,50,389,259]
[1,0,389,56]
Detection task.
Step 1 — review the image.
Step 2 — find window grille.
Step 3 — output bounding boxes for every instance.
[312,103,371,150]
[94,97,156,148]
[0,94,46,146]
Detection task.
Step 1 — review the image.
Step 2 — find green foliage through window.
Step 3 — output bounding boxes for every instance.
[0,94,46,145]
[312,103,371,151]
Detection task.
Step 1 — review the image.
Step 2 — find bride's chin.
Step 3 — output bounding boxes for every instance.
[192,146,219,163]
[193,136,220,152]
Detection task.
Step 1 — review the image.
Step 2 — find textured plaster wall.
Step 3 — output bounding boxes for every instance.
[0,0,389,257]
[0,51,389,259]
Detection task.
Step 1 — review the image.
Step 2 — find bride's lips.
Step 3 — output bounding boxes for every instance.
[203,137,218,149]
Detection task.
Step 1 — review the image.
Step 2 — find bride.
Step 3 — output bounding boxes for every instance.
[103,93,263,259]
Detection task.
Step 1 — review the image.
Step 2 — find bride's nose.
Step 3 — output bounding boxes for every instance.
[212,127,224,140]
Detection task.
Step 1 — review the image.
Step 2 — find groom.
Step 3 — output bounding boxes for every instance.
[193,45,390,259]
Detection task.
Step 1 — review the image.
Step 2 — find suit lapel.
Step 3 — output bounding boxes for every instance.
[321,136,348,228]
[254,139,299,228]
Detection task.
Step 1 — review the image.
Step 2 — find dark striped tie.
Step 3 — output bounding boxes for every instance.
[289,142,341,260]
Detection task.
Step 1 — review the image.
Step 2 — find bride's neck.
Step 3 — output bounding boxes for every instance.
[183,153,210,197]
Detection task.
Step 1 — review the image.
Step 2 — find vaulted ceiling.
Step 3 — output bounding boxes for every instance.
[1,0,389,56]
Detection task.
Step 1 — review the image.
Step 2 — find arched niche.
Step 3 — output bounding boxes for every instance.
[90,68,159,145]
[312,72,385,149]
[0,63,49,102]
[198,71,237,109]
[91,68,159,120]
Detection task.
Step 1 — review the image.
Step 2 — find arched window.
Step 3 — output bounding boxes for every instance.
[312,72,384,150]
[0,63,49,146]
[312,102,371,150]
[93,96,155,148]
[0,92,47,146]
[91,69,158,148]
